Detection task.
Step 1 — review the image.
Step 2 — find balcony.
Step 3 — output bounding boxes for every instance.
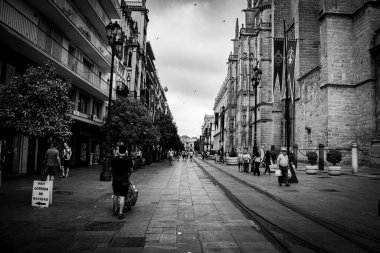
[75,0,111,41]
[102,0,121,19]
[0,0,114,101]
[24,0,112,70]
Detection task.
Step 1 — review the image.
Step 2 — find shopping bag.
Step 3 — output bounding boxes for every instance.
[287,168,292,179]
[275,169,282,177]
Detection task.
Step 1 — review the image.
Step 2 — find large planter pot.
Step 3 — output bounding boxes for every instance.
[305,165,318,175]
[328,166,342,176]
[225,157,238,165]
[269,164,277,173]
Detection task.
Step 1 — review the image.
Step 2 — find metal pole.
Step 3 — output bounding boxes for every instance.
[284,19,290,154]
[100,45,115,181]
[254,84,257,148]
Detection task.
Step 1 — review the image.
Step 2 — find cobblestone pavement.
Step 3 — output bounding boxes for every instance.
[0,158,379,252]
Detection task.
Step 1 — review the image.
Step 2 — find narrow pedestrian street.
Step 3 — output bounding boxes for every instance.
[0,158,276,253]
[1,157,380,252]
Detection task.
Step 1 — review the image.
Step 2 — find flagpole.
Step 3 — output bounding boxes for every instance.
[284,19,290,154]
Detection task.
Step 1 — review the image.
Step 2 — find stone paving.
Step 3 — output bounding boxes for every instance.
[0,159,279,253]
[1,158,379,252]
[200,158,380,249]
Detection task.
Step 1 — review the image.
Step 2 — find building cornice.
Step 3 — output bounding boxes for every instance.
[318,1,379,21]
[297,65,321,82]
[320,79,376,90]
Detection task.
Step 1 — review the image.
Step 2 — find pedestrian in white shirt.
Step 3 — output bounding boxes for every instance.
[277,147,290,187]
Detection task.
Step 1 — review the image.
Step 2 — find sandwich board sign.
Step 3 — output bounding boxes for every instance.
[31,180,52,208]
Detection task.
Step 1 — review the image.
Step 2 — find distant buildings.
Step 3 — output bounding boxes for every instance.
[201,114,215,152]
[212,0,380,165]
[180,136,197,152]
[0,0,170,175]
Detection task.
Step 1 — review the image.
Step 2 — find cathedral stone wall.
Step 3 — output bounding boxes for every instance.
[296,69,328,149]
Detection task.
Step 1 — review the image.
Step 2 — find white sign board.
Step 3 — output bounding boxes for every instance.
[31,180,52,208]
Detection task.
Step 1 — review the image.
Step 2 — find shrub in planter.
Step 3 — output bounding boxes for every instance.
[326,149,342,166]
[305,151,318,175]
[229,149,237,157]
[326,149,342,176]
[306,151,318,165]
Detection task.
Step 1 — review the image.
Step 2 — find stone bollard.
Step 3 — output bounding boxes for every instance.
[352,143,358,174]
[293,144,298,169]
[318,144,325,171]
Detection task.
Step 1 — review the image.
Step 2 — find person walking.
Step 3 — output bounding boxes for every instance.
[252,151,261,176]
[110,144,133,219]
[45,142,61,182]
[61,142,72,178]
[219,150,224,164]
[189,150,194,162]
[168,149,174,166]
[242,149,251,173]
[263,150,271,175]
[277,147,290,187]
[237,149,243,172]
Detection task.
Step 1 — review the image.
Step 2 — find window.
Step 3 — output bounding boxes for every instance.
[93,101,101,118]
[78,93,89,114]
[128,51,132,67]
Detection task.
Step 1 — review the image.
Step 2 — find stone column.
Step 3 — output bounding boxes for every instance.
[318,143,325,171]
[352,143,358,174]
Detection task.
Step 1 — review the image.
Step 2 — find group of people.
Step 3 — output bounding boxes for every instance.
[167,149,195,165]
[237,146,291,187]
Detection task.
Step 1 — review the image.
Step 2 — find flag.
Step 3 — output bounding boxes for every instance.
[286,40,297,103]
[273,38,284,92]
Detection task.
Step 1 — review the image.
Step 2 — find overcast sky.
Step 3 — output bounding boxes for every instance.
[145,0,246,138]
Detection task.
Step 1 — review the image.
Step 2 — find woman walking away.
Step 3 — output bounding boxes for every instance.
[263,151,271,175]
[277,147,290,187]
[252,151,261,176]
[61,142,72,178]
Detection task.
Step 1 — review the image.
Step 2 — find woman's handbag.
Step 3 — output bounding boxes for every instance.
[275,169,282,177]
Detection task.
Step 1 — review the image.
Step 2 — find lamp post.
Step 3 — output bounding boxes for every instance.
[221,106,225,151]
[100,21,125,181]
[251,61,262,151]
[209,122,213,152]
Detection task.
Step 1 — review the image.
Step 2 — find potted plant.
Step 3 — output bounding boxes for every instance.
[326,149,342,176]
[305,151,318,174]
[225,148,238,165]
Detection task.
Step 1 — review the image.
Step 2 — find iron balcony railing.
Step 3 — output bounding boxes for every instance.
[51,0,111,63]
[0,0,112,97]
[88,0,111,26]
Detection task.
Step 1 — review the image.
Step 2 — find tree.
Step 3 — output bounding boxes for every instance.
[105,97,160,147]
[0,61,73,141]
[155,112,183,151]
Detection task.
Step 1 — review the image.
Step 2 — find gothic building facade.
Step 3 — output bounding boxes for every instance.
[214,0,380,165]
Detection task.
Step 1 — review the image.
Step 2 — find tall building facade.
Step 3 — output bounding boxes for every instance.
[215,0,380,165]
[0,0,123,174]
[0,0,170,175]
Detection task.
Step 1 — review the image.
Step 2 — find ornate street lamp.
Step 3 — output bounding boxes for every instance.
[100,21,125,181]
[251,61,262,151]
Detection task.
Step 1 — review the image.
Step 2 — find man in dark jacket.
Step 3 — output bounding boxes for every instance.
[110,144,133,219]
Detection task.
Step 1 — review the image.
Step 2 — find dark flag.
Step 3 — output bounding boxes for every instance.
[286,40,297,102]
[273,38,284,92]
